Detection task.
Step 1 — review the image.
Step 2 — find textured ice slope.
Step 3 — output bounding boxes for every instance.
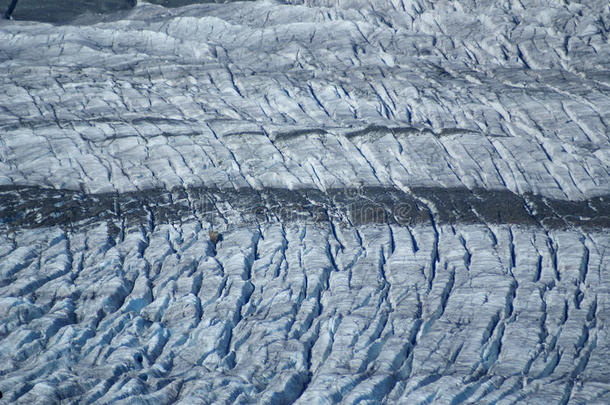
[2,222,610,404]
[1,0,610,403]
[1,0,609,197]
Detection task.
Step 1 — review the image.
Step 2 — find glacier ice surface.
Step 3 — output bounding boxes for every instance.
[0,0,610,403]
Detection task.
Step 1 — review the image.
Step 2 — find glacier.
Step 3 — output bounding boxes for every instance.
[0,0,609,403]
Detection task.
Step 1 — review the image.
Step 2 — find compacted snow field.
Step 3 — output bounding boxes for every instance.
[0,0,609,403]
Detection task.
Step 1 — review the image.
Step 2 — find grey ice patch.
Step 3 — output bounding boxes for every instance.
[0,0,253,24]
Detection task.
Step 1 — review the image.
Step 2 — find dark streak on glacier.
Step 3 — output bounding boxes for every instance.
[1,185,609,231]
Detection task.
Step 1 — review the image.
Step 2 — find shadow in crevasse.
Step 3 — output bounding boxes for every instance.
[1,0,254,24]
